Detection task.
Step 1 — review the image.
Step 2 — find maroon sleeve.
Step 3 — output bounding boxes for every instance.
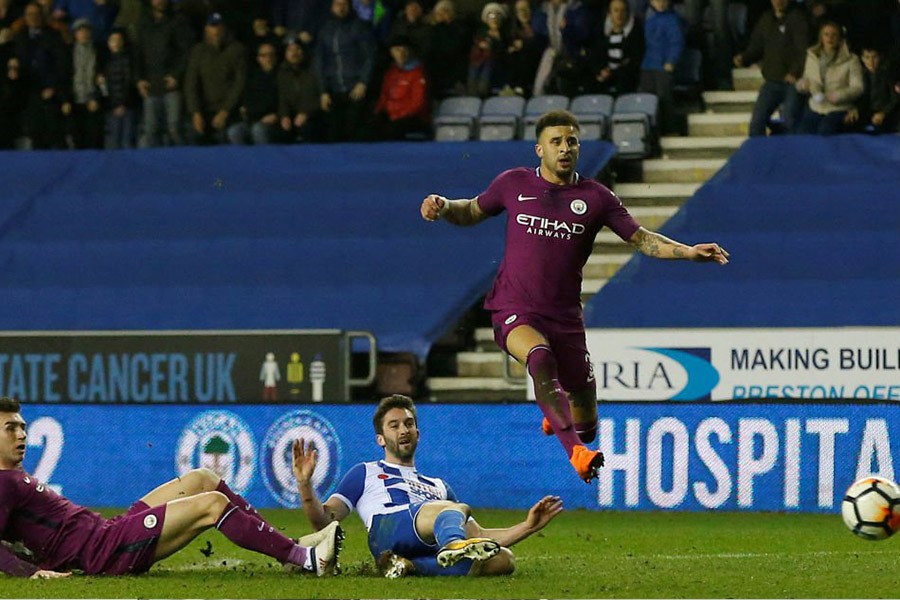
[602,188,641,241]
[0,482,39,578]
[475,170,513,217]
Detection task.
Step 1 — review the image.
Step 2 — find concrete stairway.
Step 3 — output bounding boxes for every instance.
[425,66,764,401]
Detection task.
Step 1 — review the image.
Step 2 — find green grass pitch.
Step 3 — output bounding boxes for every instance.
[6,508,900,598]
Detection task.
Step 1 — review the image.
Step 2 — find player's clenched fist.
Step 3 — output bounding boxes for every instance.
[420,194,447,221]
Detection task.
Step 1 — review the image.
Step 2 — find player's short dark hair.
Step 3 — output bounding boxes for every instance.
[0,397,21,414]
[535,109,580,140]
[373,394,417,435]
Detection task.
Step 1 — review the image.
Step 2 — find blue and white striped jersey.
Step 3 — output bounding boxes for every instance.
[328,461,457,530]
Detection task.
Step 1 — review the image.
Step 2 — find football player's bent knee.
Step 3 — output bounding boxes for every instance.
[188,468,222,491]
[448,502,471,517]
[197,491,230,525]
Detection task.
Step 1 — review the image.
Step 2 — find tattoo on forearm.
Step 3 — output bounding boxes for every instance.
[634,230,686,259]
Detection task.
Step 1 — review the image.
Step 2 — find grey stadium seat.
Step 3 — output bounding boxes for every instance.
[434,96,482,141]
[477,96,526,141]
[569,94,614,140]
[611,93,658,158]
[521,94,570,140]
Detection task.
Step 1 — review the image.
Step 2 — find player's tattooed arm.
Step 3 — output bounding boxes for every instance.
[628,228,730,264]
[628,227,690,259]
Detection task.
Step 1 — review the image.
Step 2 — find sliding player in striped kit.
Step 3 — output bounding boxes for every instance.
[294,394,563,578]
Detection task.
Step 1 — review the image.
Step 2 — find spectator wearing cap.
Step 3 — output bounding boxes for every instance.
[374,34,429,140]
[13,1,69,148]
[277,38,321,142]
[314,0,375,142]
[135,0,194,146]
[184,12,247,144]
[64,16,103,148]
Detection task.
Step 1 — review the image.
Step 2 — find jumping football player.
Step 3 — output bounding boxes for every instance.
[294,394,563,578]
[420,110,729,483]
[0,397,342,578]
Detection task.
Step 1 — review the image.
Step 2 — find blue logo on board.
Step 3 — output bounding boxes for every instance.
[261,410,341,507]
[641,347,719,401]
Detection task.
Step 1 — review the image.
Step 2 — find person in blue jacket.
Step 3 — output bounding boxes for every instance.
[638,0,683,135]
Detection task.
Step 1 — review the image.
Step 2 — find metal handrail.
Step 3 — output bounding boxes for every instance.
[346,330,377,387]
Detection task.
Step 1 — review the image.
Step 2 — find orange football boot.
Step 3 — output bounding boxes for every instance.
[570,445,605,483]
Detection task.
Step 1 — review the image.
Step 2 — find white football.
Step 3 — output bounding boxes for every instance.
[841,476,900,541]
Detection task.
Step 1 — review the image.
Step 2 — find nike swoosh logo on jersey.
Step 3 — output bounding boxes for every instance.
[517,194,537,202]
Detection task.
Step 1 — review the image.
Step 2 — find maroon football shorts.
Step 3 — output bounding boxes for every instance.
[79,501,166,575]
[491,309,596,394]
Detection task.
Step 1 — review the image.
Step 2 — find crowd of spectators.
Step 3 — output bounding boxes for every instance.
[0,0,898,149]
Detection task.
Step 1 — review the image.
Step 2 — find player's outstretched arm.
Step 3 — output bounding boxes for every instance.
[420,194,489,226]
[628,227,729,264]
[292,439,349,531]
[468,495,563,548]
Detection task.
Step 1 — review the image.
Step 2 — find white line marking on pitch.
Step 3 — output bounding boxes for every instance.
[630,549,894,560]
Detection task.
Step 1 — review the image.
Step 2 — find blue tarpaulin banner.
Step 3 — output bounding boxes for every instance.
[585,135,900,328]
[18,402,900,513]
[0,142,616,359]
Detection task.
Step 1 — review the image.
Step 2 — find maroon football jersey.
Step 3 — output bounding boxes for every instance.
[476,167,640,320]
[0,469,104,575]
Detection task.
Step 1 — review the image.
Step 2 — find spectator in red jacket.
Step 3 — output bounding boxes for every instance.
[374,34,429,140]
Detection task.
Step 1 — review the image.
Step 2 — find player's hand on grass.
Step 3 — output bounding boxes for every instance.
[525,495,563,531]
[292,438,317,485]
[689,243,729,265]
[30,570,70,579]
[421,194,447,221]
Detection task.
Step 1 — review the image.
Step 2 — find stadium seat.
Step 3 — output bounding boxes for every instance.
[611,93,658,158]
[433,96,482,142]
[521,94,570,140]
[477,96,526,141]
[569,94,613,140]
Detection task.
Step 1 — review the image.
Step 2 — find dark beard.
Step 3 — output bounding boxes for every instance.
[386,437,417,461]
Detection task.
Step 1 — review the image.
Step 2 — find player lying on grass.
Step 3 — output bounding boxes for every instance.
[294,394,562,578]
[0,397,342,579]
